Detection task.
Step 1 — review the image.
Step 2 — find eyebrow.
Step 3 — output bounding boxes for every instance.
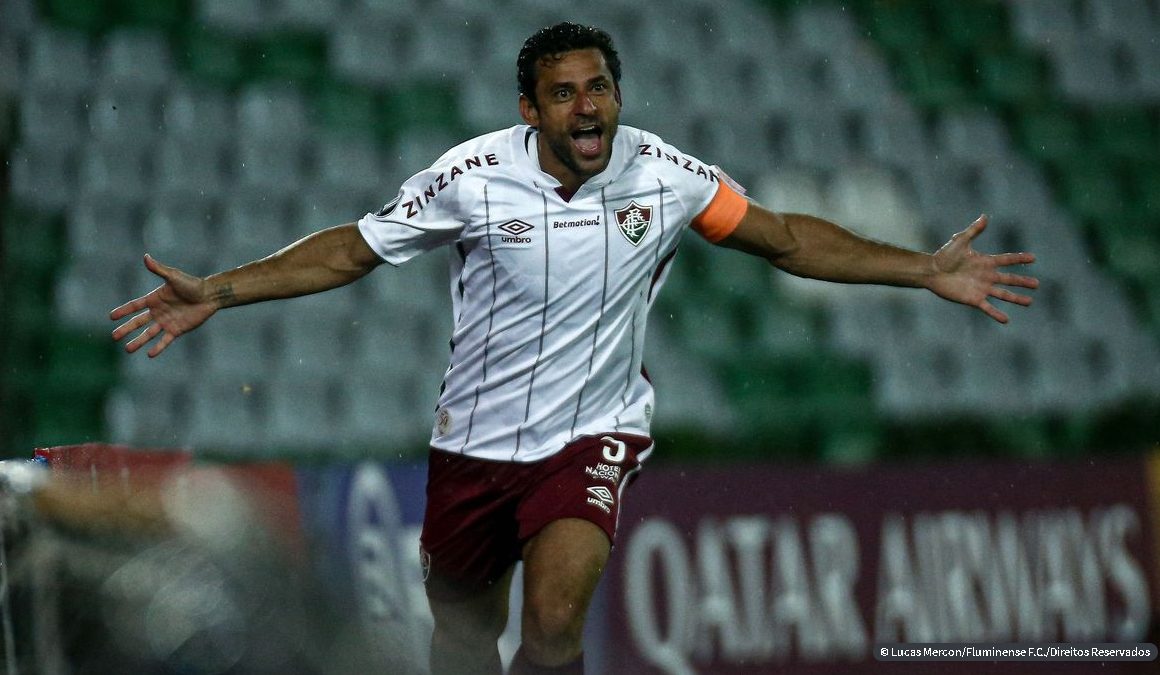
[550,75,610,91]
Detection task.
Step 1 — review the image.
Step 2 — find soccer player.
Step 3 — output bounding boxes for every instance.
[111,22,1038,675]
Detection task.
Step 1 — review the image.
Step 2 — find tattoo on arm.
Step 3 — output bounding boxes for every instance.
[211,282,237,308]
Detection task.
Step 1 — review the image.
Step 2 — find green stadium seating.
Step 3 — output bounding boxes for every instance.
[117,0,185,29]
[315,82,381,138]
[895,46,971,108]
[1016,108,1085,162]
[977,47,1049,106]
[931,0,1009,52]
[252,32,327,84]
[863,2,932,53]
[180,28,247,86]
[1087,109,1158,162]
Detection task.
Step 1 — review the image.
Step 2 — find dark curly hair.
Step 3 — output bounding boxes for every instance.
[517,22,622,106]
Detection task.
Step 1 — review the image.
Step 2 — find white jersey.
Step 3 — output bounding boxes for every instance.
[358,124,739,462]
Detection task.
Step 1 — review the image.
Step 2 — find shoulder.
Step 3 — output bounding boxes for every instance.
[425,126,526,177]
[620,125,721,190]
[395,127,528,217]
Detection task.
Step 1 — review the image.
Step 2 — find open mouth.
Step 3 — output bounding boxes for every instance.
[571,124,604,158]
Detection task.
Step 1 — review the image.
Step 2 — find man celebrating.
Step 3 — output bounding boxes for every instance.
[111,22,1037,675]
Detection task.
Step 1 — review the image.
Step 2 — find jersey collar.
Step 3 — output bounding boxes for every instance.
[514,125,630,197]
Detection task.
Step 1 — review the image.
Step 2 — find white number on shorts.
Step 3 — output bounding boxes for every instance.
[601,436,627,463]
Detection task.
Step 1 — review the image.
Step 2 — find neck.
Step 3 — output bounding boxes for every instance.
[536,134,585,193]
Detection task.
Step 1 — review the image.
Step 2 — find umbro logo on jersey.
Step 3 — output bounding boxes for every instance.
[614,201,653,246]
[498,219,534,243]
[586,485,615,513]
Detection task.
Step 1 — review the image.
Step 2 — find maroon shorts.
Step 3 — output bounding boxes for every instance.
[420,433,651,600]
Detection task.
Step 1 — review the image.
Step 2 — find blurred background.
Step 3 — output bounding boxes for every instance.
[1,0,1157,465]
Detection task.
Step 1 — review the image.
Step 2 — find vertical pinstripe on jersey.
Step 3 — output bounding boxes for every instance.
[570,187,613,437]
[616,181,670,426]
[513,190,553,459]
[459,183,499,452]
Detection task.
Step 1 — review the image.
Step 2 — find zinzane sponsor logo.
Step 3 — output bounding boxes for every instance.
[587,485,615,514]
[498,219,534,243]
[401,153,501,218]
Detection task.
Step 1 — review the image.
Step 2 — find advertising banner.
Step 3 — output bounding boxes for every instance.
[603,455,1160,674]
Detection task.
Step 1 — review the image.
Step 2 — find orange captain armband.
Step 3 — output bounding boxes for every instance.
[691,181,749,243]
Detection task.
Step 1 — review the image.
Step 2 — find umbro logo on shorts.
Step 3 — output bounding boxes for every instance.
[586,485,615,514]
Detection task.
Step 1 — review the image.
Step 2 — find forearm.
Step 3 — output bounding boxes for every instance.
[771,213,936,287]
[206,224,381,308]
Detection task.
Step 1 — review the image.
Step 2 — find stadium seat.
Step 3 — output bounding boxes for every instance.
[77,140,151,202]
[1007,0,1081,48]
[863,2,932,54]
[250,32,327,84]
[141,194,219,271]
[860,104,931,169]
[97,29,175,89]
[87,87,164,147]
[186,376,270,452]
[67,198,142,265]
[9,143,78,210]
[978,159,1055,221]
[935,109,1014,163]
[236,84,310,141]
[266,374,345,449]
[312,134,389,195]
[750,168,827,215]
[275,302,358,379]
[154,137,227,200]
[218,191,296,264]
[1049,36,1132,104]
[976,47,1049,106]
[1016,107,1084,163]
[271,0,341,30]
[0,0,35,37]
[55,258,139,329]
[160,84,236,142]
[825,166,925,250]
[1086,0,1158,43]
[343,370,434,451]
[19,89,87,148]
[197,0,269,35]
[329,13,410,89]
[179,28,248,87]
[25,27,94,92]
[787,3,862,55]
[235,136,308,196]
[200,309,280,380]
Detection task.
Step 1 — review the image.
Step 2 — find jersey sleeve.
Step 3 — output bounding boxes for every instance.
[690,181,749,243]
[357,163,471,266]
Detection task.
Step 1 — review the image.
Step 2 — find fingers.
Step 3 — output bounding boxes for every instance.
[143,253,169,277]
[991,251,1036,267]
[112,310,152,342]
[990,287,1034,307]
[978,299,1009,324]
[125,322,163,354]
[996,271,1039,289]
[147,332,176,358]
[959,214,988,241]
[110,296,148,321]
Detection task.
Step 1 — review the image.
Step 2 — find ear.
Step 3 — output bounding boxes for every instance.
[614,83,622,108]
[519,94,539,128]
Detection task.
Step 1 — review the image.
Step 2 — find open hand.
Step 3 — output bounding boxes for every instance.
[928,215,1039,323]
[110,255,216,357]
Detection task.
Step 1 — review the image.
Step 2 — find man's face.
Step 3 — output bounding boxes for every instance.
[520,47,621,192]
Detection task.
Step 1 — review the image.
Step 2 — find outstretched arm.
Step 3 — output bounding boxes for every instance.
[111,223,383,357]
[717,204,1038,323]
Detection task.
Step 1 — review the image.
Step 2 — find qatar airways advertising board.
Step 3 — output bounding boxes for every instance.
[602,456,1160,674]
